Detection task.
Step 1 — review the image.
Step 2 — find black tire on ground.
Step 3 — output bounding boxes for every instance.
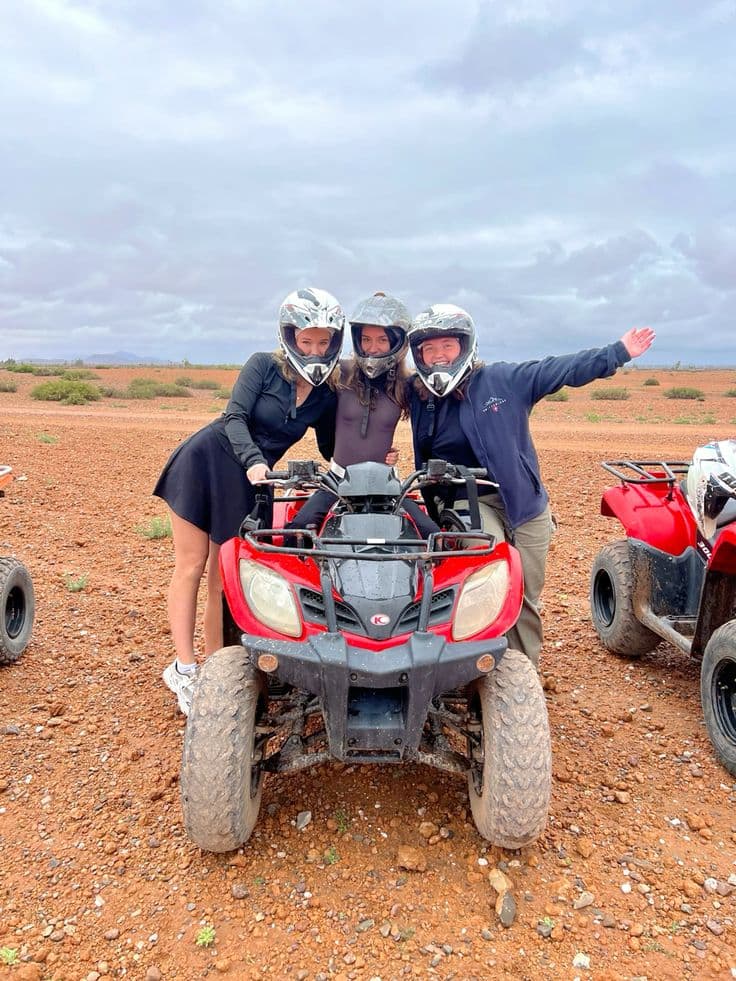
[468,649,552,848]
[589,540,659,657]
[0,556,35,665]
[700,620,736,778]
[181,646,266,852]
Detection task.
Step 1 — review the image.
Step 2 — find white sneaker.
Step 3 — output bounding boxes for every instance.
[162,660,197,716]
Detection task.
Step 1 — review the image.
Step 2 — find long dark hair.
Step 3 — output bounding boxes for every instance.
[340,359,411,417]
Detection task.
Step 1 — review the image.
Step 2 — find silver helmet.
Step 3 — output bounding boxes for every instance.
[350,292,410,379]
[408,303,477,397]
[278,287,345,385]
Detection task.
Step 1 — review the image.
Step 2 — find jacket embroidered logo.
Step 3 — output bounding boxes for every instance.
[481,396,507,413]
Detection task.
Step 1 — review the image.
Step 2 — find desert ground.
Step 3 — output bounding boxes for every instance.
[1,363,736,981]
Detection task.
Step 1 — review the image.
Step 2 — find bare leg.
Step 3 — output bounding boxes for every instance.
[203,540,223,655]
[167,510,209,666]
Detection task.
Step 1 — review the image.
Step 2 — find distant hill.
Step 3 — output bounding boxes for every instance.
[81,351,172,366]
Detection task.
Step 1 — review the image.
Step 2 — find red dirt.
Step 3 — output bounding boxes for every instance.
[1,365,735,981]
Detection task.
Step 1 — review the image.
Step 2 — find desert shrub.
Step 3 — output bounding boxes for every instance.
[125,378,192,399]
[64,573,88,592]
[176,375,221,390]
[6,362,35,373]
[31,365,65,376]
[31,380,102,405]
[36,432,58,444]
[545,389,569,402]
[643,377,660,387]
[0,380,17,392]
[664,387,705,401]
[99,386,126,398]
[724,389,736,398]
[136,515,172,539]
[591,387,630,401]
[62,368,99,380]
[214,388,231,400]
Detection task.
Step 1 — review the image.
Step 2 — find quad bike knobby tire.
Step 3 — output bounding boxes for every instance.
[468,649,552,848]
[700,619,736,778]
[181,646,267,852]
[0,556,35,665]
[590,540,659,657]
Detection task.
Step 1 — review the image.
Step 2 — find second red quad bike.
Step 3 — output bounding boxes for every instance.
[0,465,35,665]
[590,448,736,777]
[180,460,552,852]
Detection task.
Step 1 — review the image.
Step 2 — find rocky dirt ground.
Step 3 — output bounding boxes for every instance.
[1,363,736,981]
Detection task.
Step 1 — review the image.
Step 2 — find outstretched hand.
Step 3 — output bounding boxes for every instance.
[621,326,656,358]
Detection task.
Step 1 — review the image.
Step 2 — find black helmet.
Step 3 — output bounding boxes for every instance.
[408,303,477,397]
[350,292,410,379]
[278,287,345,385]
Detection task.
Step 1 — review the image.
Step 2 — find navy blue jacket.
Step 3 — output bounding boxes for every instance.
[411,341,630,529]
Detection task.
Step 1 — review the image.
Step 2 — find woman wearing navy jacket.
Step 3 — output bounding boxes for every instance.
[154,288,344,714]
[408,304,655,667]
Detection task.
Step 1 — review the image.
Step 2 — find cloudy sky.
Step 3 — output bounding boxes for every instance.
[1,0,734,365]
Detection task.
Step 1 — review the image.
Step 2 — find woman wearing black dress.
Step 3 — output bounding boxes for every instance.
[154,288,344,714]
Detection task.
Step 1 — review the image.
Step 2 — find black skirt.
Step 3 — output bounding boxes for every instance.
[153,422,271,545]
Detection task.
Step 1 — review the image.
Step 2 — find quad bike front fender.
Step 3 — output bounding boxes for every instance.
[241,630,507,762]
[601,484,696,555]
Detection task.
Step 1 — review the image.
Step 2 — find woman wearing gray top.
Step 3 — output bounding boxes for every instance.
[286,292,439,540]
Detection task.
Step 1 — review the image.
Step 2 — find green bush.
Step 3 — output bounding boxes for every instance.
[31,365,65,376]
[643,377,660,387]
[0,379,17,393]
[214,388,231,400]
[176,375,221,390]
[31,380,102,405]
[136,515,173,539]
[62,368,100,380]
[664,387,705,401]
[6,362,35,373]
[545,389,569,402]
[591,387,630,401]
[126,378,192,399]
[724,389,736,398]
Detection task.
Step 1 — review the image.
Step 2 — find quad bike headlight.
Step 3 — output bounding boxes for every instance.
[238,560,302,638]
[452,560,510,641]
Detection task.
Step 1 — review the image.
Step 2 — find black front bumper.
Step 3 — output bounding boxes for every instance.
[241,630,506,761]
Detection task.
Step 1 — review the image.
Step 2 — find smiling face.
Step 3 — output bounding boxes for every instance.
[418,336,462,367]
[358,325,392,356]
[294,327,333,357]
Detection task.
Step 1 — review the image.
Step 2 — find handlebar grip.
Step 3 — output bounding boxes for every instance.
[265,470,290,480]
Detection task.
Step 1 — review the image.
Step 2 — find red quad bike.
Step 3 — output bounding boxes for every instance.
[0,466,35,664]
[180,459,552,853]
[590,459,736,777]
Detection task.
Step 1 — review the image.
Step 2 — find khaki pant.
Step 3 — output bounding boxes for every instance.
[455,494,554,667]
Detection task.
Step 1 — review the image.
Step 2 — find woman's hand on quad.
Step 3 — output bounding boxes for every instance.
[621,326,656,358]
[385,447,399,466]
[246,462,269,484]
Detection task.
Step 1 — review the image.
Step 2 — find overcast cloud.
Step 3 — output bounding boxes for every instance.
[1,0,734,365]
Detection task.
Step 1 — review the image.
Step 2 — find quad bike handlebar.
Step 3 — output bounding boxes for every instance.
[243,459,498,559]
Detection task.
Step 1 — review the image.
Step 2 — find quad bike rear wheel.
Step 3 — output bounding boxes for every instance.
[700,620,736,777]
[0,556,35,665]
[181,646,266,852]
[590,540,659,657]
[468,649,551,848]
